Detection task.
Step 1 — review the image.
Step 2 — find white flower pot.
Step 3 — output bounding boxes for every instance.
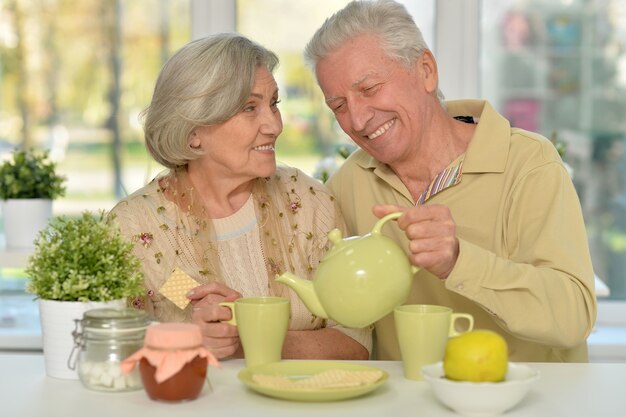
[1,199,52,249]
[38,299,125,380]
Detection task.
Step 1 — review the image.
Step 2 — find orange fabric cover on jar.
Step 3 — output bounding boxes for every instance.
[121,323,219,383]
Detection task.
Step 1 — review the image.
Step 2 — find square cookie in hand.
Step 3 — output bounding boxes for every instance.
[159,268,200,310]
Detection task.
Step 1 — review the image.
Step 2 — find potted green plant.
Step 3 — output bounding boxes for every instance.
[0,147,66,249]
[26,210,144,380]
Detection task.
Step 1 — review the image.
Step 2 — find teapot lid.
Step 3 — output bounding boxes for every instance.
[322,213,403,261]
[322,229,361,260]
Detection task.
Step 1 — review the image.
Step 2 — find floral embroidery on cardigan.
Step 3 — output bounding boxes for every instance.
[133,232,154,248]
[115,166,342,328]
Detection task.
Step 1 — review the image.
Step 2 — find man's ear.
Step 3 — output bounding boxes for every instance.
[416,50,438,94]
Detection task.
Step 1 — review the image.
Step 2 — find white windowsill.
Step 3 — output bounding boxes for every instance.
[0,327,42,351]
[588,325,626,363]
[1,297,626,363]
[586,300,626,363]
[595,275,610,298]
[0,294,42,351]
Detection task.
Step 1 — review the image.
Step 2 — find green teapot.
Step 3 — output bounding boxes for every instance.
[275,212,418,328]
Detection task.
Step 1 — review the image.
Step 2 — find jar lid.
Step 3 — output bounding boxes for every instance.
[144,323,203,349]
[81,308,151,331]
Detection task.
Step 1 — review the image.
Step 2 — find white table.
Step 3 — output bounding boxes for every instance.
[1,354,626,417]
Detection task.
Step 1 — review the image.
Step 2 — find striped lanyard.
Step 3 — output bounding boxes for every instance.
[414,115,476,206]
[415,159,464,205]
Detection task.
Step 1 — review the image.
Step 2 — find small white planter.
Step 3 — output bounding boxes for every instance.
[1,199,52,249]
[38,299,125,380]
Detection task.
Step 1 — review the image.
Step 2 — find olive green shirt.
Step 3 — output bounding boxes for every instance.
[328,99,597,362]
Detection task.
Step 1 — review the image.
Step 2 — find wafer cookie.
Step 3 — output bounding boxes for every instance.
[159,268,200,309]
[252,369,384,390]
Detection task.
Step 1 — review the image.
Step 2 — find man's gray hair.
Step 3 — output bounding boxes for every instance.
[304,0,444,102]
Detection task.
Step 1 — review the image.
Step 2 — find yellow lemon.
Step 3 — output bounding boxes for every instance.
[443,330,508,382]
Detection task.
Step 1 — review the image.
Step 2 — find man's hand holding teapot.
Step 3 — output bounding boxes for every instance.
[373,204,460,279]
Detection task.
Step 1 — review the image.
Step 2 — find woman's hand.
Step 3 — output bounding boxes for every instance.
[373,203,459,279]
[187,282,243,359]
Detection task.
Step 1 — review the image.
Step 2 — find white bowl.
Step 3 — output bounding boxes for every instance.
[421,362,540,417]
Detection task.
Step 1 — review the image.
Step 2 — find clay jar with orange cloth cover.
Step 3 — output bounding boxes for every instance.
[121,323,219,402]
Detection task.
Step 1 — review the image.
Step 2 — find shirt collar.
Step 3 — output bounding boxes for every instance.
[353,99,511,202]
[445,99,510,174]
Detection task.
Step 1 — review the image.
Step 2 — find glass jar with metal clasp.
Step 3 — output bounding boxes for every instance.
[70,308,151,392]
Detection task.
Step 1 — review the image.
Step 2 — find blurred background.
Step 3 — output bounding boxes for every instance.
[1,0,626,352]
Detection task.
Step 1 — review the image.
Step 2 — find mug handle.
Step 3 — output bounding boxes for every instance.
[218,302,237,325]
[449,313,474,337]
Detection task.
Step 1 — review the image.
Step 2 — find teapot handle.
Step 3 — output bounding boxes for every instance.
[371,211,403,235]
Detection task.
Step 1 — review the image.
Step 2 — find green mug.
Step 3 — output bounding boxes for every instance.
[394,304,474,380]
[219,296,290,368]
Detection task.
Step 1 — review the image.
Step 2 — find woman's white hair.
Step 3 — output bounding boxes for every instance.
[143,33,279,168]
[304,0,444,103]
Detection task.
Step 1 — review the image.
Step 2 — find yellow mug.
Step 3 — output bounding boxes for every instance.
[219,296,290,368]
[394,304,474,380]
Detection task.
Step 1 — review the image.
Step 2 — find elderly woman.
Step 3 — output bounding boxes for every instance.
[110,34,370,360]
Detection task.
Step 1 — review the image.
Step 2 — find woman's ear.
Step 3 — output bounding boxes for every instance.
[189,130,202,149]
[416,50,438,94]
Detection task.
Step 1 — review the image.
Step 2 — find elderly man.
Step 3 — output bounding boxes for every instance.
[305,0,596,362]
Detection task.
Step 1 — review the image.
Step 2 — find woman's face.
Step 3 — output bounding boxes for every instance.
[190,67,282,182]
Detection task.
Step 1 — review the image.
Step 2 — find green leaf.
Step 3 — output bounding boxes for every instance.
[25,210,144,301]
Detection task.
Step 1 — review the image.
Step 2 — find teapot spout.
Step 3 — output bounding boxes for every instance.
[275,272,328,320]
